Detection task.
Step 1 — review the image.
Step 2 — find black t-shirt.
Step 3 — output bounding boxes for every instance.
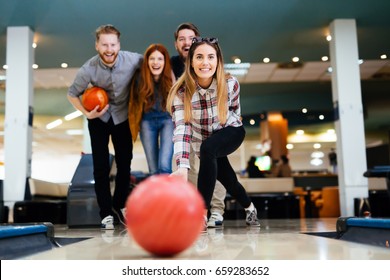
[171,55,185,79]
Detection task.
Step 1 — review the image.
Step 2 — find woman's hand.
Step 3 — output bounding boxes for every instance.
[170,167,188,182]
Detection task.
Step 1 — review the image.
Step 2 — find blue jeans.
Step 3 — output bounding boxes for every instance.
[140,115,174,175]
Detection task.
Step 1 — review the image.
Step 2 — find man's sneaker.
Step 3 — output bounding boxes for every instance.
[101,215,114,230]
[245,208,261,227]
[113,208,126,226]
[207,212,224,228]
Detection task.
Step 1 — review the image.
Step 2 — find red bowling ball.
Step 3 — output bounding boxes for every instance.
[125,175,205,256]
[81,86,108,112]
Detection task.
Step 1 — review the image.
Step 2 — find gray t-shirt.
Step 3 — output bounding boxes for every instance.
[68,50,143,124]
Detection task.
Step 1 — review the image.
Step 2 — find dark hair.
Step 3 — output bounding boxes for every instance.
[95,24,120,41]
[174,22,200,40]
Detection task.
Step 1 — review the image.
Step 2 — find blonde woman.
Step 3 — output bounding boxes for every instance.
[167,37,260,229]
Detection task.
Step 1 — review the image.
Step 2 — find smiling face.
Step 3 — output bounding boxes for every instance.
[175,28,197,60]
[95,33,120,67]
[191,43,218,88]
[148,50,165,81]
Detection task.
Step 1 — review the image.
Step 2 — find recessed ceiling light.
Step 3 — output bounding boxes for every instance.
[319,115,324,120]
[32,42,37,48]
[321,56,329,61]
[3,65,8,70]
[313,143,321,149]
[302,108,307,113]
[263,57,270,63]
[326,35,332,41]
[380,54,387,59]
[61,63,68,68]
[32,64,39,69]
[292,57,299,62]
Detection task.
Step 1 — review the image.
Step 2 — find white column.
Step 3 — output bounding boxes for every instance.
[329,19,368,216]
[4,27,34,207]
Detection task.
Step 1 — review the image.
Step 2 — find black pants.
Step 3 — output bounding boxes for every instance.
[198,126,251,209]
[88,118,132,219]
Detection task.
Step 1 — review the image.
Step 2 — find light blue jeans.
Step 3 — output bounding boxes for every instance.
[140,115,174,175]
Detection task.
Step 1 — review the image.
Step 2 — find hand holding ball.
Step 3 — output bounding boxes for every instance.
[82,87,108,112]
[125,175,205,256]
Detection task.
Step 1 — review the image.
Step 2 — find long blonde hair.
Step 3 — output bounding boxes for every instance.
[167,39,228,124]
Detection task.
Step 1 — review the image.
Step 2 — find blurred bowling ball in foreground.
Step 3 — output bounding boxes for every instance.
[82,86,108,112]
[125,175,205,256]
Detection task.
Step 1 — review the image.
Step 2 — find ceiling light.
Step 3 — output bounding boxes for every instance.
[66,129,83,136]
[263,57,270,63]
[302,108,307,113]
[327,129,335,134]
[3,65,8,70]
[321,56,329,61]
[310,158,323,166]
[358,59,364,64]
[292,57,299,62]
[64,110,82,121]
[380,54,387,59]
[32,42,37,48]
[234,58,241,64]
[61,63,68,68]
[327,67,332,73]
[224,63,250,76]
[296,130,304,135]
[326,35,332,41]
[286,143,294,150]
[249,119,256,125]
[32,64,39,69]
[311,151,324,158]
[313,143,321,149]
[319,115,324,120]
[46,119,63,130]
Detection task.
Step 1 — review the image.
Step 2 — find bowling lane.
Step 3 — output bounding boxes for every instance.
[20,218,390,260]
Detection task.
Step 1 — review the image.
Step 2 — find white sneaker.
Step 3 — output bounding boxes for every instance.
[207,212,224,228]
[101,215,114,230]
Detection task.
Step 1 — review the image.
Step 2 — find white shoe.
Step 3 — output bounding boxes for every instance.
[101,215,114,230]
[207,212,224,228]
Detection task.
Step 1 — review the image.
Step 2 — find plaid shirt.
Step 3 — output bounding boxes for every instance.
[171,76,242,169]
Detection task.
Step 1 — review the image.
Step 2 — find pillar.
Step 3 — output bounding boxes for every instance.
[329,19,368,216]
[4,27,34,207]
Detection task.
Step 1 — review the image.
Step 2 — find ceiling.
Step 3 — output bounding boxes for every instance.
[1,0,390,142]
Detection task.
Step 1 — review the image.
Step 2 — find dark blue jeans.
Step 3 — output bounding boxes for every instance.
[198,126,251,209]
[88,118,132,219]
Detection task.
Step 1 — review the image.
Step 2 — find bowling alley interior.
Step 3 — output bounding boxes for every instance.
[1,1,390,261]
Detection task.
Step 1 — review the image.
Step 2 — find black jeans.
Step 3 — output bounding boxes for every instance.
[88,118,133,219]
[198,126,251,209]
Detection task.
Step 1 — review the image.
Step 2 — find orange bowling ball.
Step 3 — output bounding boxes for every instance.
[125,175,205,256]
[81,86,108,112]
